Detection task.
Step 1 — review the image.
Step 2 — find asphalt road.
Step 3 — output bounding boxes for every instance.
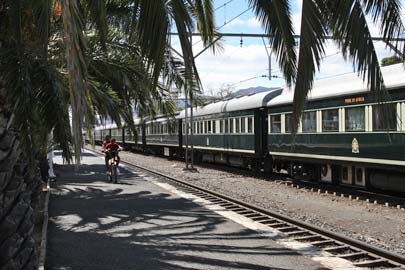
[45,151,326,270]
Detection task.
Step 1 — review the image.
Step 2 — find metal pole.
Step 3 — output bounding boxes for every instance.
[184,94,189,169]
[189,33,195,170]
[190,86,195,170]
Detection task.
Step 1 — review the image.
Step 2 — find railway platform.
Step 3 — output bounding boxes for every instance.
[45,150,348,270]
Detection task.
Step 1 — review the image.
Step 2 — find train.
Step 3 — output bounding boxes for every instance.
[89,63,405,194]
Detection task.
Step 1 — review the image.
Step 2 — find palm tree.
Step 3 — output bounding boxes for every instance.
[248,0,404,129]
[0,89,38,270]
[0,1,215,269]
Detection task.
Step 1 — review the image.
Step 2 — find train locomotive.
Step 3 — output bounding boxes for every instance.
[90,63,405,194]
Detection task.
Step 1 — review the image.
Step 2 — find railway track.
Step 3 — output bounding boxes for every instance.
[104,156,405,269]
[87,147,405,268]
[140,149,405,211]
[90,143,405,210]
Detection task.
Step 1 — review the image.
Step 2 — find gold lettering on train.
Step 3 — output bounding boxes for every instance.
[344,96,365,104]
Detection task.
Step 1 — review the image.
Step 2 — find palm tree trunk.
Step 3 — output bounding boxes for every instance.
[0,90,37,270]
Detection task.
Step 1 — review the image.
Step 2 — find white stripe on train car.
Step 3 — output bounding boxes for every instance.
[270,151,405,166]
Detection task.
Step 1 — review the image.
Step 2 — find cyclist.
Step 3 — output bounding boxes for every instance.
[103,138,121,171]
[102,135,111,171]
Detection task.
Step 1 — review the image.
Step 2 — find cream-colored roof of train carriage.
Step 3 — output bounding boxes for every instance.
[146,113,179,123]
[178,88,282,118]
[95,123,117,130]
[267,63,405,107]
[94,118,143,130]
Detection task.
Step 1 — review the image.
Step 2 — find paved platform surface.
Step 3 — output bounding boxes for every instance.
[45,151,326,270]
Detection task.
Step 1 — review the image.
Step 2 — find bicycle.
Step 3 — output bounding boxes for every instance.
[106,150,120,183]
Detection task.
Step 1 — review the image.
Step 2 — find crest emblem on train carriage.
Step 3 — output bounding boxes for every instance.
[352,138,359,154]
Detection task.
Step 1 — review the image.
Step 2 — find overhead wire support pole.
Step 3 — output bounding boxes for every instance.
[189,32,197,171]
[184,91,189,170]
[261,37,272,80]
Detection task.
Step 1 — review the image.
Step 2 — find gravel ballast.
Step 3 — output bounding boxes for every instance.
[90,145,405,256]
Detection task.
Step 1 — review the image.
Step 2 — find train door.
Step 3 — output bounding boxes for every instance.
[178,119,183,148]
[254,108,271,172]
[254,108,267,156]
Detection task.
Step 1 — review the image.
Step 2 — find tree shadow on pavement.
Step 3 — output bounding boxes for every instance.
[46,158,319,270]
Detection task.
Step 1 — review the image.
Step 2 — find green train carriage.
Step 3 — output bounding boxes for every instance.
[267,63,405,193]
[144,114,181,156]
[178,89,282,169]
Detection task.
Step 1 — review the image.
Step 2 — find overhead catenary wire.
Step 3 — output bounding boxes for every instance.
[215,0,236,11]
[192,7,252,47]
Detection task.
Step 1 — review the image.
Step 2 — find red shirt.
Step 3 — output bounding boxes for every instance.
[103,139,111,148]
[104,142,120,152]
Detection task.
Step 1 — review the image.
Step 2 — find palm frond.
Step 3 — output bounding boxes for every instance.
[292,0,328,132]
[0,47,36,168]
[32,0,52,56]
[85,0,108,50]
[248,0,297,87]
[327,0,401,137]
[193,0,217,51]
[61,0,89,164]
[329,0,386,101]
[132,0,170,89]
[361,0,405,55]
[169,0,202,98]
[34,63,73,161]
[9,0,23,48]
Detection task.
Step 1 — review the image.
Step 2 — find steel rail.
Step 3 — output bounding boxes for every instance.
[86,148,405,267]
[117,158,405,268]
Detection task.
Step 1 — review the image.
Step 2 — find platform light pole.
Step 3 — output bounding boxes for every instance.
[182,32,198,172]
[184,94,189,170]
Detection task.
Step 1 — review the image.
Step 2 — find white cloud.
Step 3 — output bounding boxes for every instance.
[222,17,261,29]
[170,2,405,95]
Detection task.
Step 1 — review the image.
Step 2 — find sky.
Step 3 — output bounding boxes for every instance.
[171,0,405,95]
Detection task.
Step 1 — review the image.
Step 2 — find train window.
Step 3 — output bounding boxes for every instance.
[345,107,365,131]
[207,121,212,133]
[302,111,316,133]
[373,103,397,131]
[270,115,281,133]
[322,109,339,132]
[241,117,246,133]
[236,118,240,133]
[219,120,224,133]
[285,114,292,133]
[247,117,253,133]
[229,118,234,134]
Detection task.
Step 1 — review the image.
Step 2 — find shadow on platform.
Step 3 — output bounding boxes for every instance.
[46,155,311,270]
